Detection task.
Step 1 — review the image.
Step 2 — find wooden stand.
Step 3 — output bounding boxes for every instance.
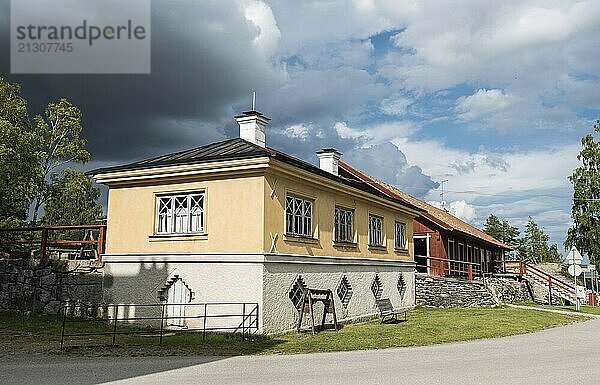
[296,288,338,334]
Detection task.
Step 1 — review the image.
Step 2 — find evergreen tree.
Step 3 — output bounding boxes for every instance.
[522,217,560,263]
[483,214,521,250]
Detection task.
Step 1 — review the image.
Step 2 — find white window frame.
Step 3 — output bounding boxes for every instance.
[286,195,313,237]
[156,192,205,234]
[368,215,384,246]
[334,207,354,243]
[448,239,455,259]
[394,221,406,250]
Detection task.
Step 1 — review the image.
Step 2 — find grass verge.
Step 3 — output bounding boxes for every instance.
[515,302,600,315]
[0,306,586,357]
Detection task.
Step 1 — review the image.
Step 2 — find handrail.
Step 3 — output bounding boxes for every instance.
[416,255,481,280]
[525,263,573,291]
[0,225,106,262]
[0,225,106,231]
[494,259,575,298]
[524,264,574,296]
[420,255,479,266]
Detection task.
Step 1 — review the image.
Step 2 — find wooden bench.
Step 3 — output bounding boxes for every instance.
[375,299,411,323]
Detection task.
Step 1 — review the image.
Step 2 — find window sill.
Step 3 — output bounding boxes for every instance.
[283,234,319,244]
[394,248,409,254]
[368,245,387,252]
[149,233,208,241]
[333,240,358,248]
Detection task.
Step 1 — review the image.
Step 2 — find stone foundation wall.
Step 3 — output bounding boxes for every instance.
[415,274,497,307]
[485,277,532,303]
[0,258,103,315]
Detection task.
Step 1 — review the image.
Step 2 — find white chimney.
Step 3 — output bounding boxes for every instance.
[235,111,270,147]
[316,148,342,176]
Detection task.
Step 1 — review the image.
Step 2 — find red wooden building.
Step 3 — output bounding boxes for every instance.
[339,162,511,279]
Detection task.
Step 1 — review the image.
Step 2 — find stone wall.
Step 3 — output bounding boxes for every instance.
[0,258,103,315]
[485,277,532,303]
[415,274,497,307]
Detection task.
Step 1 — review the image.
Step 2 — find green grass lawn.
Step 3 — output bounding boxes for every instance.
[517,302,600,315]
[0,306,586,357]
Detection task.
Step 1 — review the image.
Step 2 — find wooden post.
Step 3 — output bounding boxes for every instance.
[40,228,48,261]
[308,292,316,335]
[330,291,338,331]
[519,261,524,276]
[468,264,473,281]
[297,291,306,332]
[98,225,106,262]
[548,277,553,305]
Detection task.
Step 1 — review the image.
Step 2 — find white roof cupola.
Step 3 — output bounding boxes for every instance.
[235,110,270,148]
[316,148,342,176]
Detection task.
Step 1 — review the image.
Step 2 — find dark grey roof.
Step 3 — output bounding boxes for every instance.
[89,138,422,212]
[88,138,272,174]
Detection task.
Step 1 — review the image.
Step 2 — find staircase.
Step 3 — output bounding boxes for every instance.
[523,264,577,304]
[499,261,579,305]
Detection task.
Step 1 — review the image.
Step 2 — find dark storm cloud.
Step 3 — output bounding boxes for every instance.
[0,0,285,162]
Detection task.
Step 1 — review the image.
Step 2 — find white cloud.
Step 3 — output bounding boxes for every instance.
[393,136,580,246]
[427,200,477,223]
[449,200,477,222]
[343,142,439,198]
[243,0,281,57]
[455,89,514,122]
[282,123,311,141]
[380,97,412,116]
[334,121,418,146]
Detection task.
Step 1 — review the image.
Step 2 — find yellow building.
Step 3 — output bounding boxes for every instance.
[91,110,420,333]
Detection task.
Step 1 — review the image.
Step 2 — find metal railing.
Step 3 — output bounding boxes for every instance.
[416,255,480,280]
[59,302,259,349]
[0,225,106,261]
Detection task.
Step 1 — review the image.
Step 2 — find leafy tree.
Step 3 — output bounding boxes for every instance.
[566,120,600,266]
[31,99,90,224]
[0,77,97,229]
[43,169,103,226]
[0,79,39,226]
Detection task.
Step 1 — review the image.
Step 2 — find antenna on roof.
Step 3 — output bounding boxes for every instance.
[252,91,256,111]
[440,179,449,212]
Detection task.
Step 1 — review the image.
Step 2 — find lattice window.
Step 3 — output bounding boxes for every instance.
[394,222,406,250]
[371,274,383,299]
[156,193,205,234]
[286,195,313,237]
[369,215,383,246]
[335,207,354,242]
[336,275,353,308]
[397,273,406,298]
[288,276,307,311]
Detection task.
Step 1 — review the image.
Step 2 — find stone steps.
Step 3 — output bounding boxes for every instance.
[524,272,576,304]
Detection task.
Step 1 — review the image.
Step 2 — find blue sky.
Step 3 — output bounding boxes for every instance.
[2,0,599,251]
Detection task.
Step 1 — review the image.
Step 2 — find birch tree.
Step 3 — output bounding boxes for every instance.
[30,99,90,224]
[566,120,600,266]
